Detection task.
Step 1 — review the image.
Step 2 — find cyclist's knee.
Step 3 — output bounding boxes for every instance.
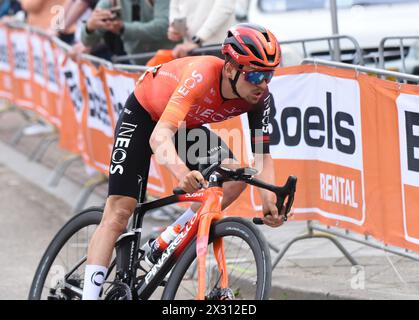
[105,208,132,232]
[101,196,136,234]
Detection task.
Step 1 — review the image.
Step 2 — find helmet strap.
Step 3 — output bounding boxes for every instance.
[229,65,243,99]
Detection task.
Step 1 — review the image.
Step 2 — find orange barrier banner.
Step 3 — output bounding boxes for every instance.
[42,38,61,127]
[29,32,48,119]
[9,28,33,110]
[59,56,86,156]
[54,48,67,130]
[0,24,13,100]
[78,60,114,174]
[102,67,139,128]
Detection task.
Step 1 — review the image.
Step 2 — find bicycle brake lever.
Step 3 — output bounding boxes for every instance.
[252,176,297,225]
[252,214,287,226]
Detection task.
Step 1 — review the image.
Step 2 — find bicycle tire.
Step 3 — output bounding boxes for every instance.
[28,207,103,300]
[162,217,272,300]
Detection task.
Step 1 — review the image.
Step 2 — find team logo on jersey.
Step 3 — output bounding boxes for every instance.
[177,70,203,97]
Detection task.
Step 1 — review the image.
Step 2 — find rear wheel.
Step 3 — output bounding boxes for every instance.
[162,217,272,300]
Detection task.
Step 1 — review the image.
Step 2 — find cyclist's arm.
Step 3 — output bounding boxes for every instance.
[247,91,282,221]
[149,120,190,182]
[254,153,276,203]
[255,154,284,227]
[247,91,272,155]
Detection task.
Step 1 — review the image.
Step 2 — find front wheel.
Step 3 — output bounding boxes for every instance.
[162,217,272,300]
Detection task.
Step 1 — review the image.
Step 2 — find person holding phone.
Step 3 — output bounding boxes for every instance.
[168,0,238,58]
[81,0,175,62]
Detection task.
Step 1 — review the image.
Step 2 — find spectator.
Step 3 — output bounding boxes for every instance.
[168,0,237,58]
[61,0,97,37]
[57,0,113,61]
[81,0,174,63]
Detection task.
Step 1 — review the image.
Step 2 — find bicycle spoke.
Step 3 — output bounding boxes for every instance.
[56,254,70,271]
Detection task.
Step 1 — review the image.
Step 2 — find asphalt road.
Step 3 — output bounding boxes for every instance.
[0,163,72,299]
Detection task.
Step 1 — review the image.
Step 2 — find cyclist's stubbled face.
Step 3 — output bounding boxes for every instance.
[232,65,269,104]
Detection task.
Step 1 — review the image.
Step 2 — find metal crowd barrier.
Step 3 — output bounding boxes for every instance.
[111,44,224,65]
[112,34,364,67]
[280,34,364,66]
[378,36,419,75]
[268,58,419,271]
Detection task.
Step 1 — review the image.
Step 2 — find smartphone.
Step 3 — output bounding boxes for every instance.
[172,17,187,37]
[109,6,122,20]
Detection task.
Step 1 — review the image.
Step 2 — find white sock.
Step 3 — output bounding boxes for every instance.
[172,207,196,227]
[82,265,108,300]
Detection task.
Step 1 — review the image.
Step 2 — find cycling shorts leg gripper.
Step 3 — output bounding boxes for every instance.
[108,93,156,202]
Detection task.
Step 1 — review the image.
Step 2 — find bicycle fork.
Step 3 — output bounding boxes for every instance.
[195,187,228,300]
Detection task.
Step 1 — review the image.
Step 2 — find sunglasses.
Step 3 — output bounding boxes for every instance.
[239,69,275,85]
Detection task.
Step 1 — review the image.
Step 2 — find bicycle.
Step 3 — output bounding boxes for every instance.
[28,151,297,300]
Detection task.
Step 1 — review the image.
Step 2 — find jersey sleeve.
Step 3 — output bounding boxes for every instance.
[247,90,273,154]
[159,64,209,127]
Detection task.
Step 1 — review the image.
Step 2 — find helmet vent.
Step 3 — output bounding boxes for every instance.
[241,36,263,59]
[231,43,247,56]
[249,45,262,59]
[265,51,277,63]
[261,32,270,42]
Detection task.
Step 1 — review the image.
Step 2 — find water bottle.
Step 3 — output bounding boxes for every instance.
[145,224,182,266]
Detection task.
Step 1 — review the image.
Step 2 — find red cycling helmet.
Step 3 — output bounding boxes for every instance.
[222,23,281,70]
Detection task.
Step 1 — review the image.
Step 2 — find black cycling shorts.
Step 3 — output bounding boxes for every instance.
[108,93,234,202]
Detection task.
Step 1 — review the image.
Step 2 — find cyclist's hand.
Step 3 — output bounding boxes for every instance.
[168,25,183,42]
[262,201,285,228]
[178,170,206,193]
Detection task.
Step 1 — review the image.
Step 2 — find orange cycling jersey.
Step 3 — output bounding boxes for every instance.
[134,55,273,153]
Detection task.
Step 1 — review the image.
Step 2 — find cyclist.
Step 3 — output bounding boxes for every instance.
[83,23,284,300]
